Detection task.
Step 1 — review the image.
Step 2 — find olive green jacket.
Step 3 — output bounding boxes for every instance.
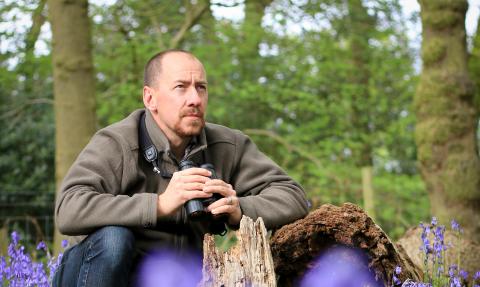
[56,109,309,251]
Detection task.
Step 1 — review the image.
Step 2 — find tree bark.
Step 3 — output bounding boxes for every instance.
[270,203,422,286]
[21,0,47,94]
[201,216,276,287]
[48,0,96,253]
[416,0,480,242]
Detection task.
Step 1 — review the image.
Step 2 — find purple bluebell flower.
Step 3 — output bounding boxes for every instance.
[136,249,202,287]
[1,230,62,286]
[459,269,468,280]
[395,266,402,275]
[452,276,461,287]
[36,241,47,251]
[393,274,401,285]
[451,220,461,232]
[449,265,457,278]
[61,239,69,249]
[0,256,6,282]
[300,245,383,287]
[474,271,480,280]
[11,231,19,245]
[431,217,437,226]
[420,224,431,255]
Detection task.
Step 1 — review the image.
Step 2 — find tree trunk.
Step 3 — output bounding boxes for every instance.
[200,216,276,287]
[416,0,480,243]
[270,203,422,286]
[346,0,376,218]
[48,0,96,253]
[21,0,47,94]
[362,166,375,220]
[469,12,480,114]
[239,0,273,80]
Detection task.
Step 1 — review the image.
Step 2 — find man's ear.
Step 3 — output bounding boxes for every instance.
[143,86,157,111]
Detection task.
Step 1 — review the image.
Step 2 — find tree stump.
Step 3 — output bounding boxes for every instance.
[200,216,276,287]
[270,203,423,286]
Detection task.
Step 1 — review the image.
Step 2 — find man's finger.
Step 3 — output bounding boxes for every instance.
[180,175,210,184]
[178,167,212,177]
[207,196,237,211]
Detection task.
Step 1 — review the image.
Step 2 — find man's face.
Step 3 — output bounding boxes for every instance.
[147,53,208,140]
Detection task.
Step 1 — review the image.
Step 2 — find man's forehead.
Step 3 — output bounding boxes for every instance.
[161,53,206,79]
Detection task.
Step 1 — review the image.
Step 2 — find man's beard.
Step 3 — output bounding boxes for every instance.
[174,108,205,137]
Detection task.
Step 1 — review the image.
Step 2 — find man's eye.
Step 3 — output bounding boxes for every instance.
[175,85,184,89]
[197,85,207,91]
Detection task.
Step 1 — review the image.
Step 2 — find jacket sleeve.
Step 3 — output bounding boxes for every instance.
[55,130,158,236]
[231,132,309,229]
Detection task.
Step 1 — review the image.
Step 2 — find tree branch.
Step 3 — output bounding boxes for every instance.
[243,128,324,169]
[0,98,53,120]
[243,128,345,189]
[169,0,210,49]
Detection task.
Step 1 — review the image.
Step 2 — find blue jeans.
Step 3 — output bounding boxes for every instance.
[53,226,136,287]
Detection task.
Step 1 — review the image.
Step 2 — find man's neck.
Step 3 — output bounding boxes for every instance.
[169,136,191,160]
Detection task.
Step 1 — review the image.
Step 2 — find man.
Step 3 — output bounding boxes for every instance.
[53,50,309,286]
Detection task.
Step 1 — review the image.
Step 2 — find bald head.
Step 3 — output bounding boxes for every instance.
[144,50,203,88]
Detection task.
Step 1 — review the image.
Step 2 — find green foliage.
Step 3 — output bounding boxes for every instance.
[0,0,429,240]
[0,0,54,193]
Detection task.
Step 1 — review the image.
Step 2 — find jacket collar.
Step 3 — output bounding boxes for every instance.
[144,109,207,159]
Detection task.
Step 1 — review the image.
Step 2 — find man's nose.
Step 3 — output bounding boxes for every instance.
[186,86,202,106]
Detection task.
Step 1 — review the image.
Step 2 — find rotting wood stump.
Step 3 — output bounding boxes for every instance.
[200,216,276,287]
[270,203,423,286]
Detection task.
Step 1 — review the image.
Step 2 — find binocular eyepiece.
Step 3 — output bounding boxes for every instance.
[179,160,224,221]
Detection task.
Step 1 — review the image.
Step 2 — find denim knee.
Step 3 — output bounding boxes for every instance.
[85,226,135,268]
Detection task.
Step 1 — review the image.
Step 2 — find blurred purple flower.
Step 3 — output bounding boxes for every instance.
[393,274,401,286]
[459,269,468,280]
[420,223,431,255]
[61,239,69,249]
[136,249,202,287]
[11,231,19,245]
[449,265,457,278]
[474,271,480,280]
[395,266,402,275]
[36,241,47,251]
[300,245,382,287]
[431,217,437,226]
[452,276,461,287]
[0,256,6,282]
[451,220,461,232]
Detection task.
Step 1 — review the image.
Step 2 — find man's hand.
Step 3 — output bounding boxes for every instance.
[157,168,212,217]
[204,180,242,226]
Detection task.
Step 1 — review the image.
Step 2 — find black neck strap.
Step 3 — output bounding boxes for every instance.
[138,111,172,178]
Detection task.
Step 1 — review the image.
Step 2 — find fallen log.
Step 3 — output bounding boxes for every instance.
[270,203,423,286]
[200,203,422,286]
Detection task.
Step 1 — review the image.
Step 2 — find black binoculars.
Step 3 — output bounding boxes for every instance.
[178,160,226,221]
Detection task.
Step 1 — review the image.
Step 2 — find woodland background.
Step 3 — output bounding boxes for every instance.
[0,0,479,253]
